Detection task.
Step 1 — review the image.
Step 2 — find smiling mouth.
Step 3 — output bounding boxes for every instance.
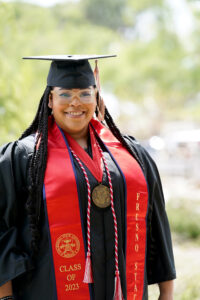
[65,111,85,117]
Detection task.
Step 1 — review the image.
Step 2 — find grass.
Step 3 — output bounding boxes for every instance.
[149,273,200,300]
[166,199,200,243]
[148,195,200,299]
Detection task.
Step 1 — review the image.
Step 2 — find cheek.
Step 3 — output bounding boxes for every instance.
[52,103,68,113]
[88,102,96,114]
[88,108,95,118]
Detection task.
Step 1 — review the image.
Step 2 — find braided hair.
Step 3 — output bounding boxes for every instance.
[96,90,144,170]
[19,86,52,259]
[20,86,144,259]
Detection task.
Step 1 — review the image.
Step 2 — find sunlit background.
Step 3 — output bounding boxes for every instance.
[0,0,200,298]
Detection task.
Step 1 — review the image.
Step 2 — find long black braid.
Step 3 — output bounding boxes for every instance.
[20,86,144,260]
[19,86,52,260]
[96,91,145,171]
[104,108,144,170]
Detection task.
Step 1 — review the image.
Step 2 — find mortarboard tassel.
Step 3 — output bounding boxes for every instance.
[83,251,93,283]
[94,60,101,93]
[113,270,123,300]
[94,60,105,122]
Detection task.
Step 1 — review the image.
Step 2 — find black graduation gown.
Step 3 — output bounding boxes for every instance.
[0,134,176,300]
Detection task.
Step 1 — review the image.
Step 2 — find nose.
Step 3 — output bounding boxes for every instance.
[70,96,81,106]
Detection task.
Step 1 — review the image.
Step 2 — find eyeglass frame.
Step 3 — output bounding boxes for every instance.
[50,87,96,104]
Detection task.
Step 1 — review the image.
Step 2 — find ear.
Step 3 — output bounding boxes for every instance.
[48,92,53,109]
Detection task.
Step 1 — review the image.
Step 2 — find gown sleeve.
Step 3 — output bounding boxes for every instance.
[0,139,34,286]
[124,135,176,284]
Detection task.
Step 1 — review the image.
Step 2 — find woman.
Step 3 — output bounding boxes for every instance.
[0,55,176,300]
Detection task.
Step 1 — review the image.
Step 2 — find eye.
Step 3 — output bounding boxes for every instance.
[60,93,71,98]
[81,92,91,97]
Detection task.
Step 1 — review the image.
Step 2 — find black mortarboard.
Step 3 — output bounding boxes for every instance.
[23,55,116,89]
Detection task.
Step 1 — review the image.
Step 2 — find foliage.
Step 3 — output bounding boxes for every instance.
[148,269,200,300]
[180,279,200,300]
[82,0,125,29]
[0,0,200,144]
[167,199,200,241]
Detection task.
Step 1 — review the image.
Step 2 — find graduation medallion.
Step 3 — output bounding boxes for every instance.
[92,184,111,208]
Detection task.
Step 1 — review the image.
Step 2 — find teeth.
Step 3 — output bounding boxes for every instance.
[67,112,84,116]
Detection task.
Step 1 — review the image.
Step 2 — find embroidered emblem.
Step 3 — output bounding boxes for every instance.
[56,233,80,258]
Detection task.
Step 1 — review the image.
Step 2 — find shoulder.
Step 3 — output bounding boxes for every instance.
[123,135,156,166]
[0,134,35,165]
[0,135,36,190]
[123,134,147,156]
[17,134,35,156]
[123,134,161,182]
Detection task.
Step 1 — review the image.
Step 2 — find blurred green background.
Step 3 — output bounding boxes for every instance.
[0,0,200,298]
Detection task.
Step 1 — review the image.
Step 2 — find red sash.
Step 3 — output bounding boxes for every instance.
[43,118,148,300]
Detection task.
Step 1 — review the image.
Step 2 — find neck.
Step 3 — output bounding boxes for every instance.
[67,126,89,149]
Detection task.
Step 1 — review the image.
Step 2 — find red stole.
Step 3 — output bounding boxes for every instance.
[43,118,148,300]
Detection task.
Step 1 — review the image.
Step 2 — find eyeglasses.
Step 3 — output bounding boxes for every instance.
[51,89,95,104]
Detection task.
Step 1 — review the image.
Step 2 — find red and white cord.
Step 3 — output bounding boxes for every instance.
[96,142,119,273]
[70,140,123,299]
[70,147,93,283]
[96,142,123,299]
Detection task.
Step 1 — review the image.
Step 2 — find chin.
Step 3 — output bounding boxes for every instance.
[63,123,88,134]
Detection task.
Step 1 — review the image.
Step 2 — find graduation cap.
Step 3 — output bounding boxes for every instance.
[23,55,117,89]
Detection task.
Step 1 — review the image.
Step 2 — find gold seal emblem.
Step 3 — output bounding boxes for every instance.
[55,233,80,258]
[92,184,111,208]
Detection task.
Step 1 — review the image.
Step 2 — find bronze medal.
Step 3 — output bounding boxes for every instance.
[92,184,111,208]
